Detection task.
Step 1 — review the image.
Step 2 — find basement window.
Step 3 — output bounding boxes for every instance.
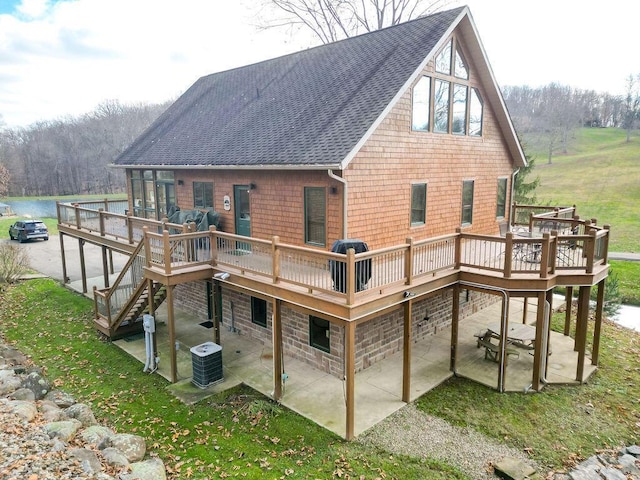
[309,316,330,353]
[251,297,267,328]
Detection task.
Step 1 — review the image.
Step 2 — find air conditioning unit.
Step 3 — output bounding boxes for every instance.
[190,342,223,388]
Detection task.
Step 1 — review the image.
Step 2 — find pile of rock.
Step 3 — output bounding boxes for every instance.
[0,343,166,480]
[495,447,640,479]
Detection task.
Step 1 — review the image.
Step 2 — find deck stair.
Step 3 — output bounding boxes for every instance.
[93,239,168,339]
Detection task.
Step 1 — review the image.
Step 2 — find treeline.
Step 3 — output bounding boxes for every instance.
[0,100,171,197]
[502,80,639,163]
[0,82,638,197]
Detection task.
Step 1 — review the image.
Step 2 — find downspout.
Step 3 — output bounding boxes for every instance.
[328,169,348,239]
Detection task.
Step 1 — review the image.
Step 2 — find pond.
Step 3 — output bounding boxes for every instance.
[3,199,127,219]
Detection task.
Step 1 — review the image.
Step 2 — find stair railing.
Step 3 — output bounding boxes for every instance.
[94,238,148,327]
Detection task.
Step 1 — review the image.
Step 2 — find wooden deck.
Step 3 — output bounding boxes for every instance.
[57,201,610,322]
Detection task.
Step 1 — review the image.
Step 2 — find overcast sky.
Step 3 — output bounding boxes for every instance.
[1,0,638,128]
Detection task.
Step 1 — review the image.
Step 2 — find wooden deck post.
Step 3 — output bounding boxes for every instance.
[450,284,460,371]
[213,280,221,346]
[272,299,283,401]
[163,230,172,275]
[591,278,605,366]
[166,285,178,384]
[402,299,412,402]
[148,278,158,369]
[503,233,513,278]
[78,238,87,293]
[532,291,546,390]
[127,211,134,244]
[564,286,573,336]
[497,296,509,393]
[272,236,281,284]
[539,233,551,279]
[101,246,109,288]
[405,237,414,285]
[575,286,591,382]
[346,249,356,306]
[345,321,355,441]
[209,226,218,266]
[59,233,69,283]
[99,208,105,236]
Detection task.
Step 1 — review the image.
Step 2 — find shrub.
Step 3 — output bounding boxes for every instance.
[0,243,30,286]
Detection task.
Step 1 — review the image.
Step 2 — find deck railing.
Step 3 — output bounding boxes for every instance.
[94,238,147,325]
[59,202,610,305]
[57,201,188,244]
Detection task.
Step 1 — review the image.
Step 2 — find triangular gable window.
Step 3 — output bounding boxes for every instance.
[454,46,468,80]
[435,39,452,75]
[411,36,483,137]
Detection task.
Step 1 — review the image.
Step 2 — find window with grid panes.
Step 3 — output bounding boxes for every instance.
[411,183,427,226]
[304,187,326,246]
[193,182,214,209]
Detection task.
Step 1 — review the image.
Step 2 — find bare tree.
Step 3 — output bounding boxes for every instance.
[260,0,453,44]
[0,100,169,197]
[0,163,9,198]
[622,74,640,142]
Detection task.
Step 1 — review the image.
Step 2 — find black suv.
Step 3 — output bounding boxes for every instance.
[9,220,49,242]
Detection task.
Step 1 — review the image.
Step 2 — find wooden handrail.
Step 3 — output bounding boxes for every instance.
[65,204,610,298]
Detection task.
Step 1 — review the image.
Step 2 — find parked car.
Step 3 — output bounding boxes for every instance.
[9,220,49,242]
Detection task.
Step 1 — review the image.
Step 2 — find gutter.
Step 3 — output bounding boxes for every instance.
[108,163,342,171]
[327,169,348,239]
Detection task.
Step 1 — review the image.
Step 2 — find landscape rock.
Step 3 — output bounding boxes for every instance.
[9,386,36,401]
[101,446,130,468]
[8,399,38,421]
[69,446,103,475]
[121,456,167,480]
[45,418,83,442]
[65,402,98,426]
[45,389,76,408]
[81,424,115,445]
[0,369,22,394]
[494,456,537,479]
[21,370,50,399]
[0,340,167,478]
[102,432,146,462]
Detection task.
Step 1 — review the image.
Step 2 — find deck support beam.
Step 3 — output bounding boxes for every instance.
[166,285,177,383]
[59,233,69,284]
[101,246,109,288]
[497,295,509,393]
[345,321,355,441]
[402,299,412,402]
[78,238,87,293]
[564,286,573,336]
[532,291,547,391]
[575,285,591,382]
[272,299,283,401]
[213,281,222,345]
[450,284,460,371]
[591,279,605,366]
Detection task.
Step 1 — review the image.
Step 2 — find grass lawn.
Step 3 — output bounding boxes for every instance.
[0,279,466,480]
[528,128,639,253]
[525,127,640,304]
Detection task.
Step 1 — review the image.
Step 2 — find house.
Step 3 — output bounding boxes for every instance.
[56,6,610,440]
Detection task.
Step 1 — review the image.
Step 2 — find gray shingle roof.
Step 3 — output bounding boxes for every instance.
[114,7,465,168]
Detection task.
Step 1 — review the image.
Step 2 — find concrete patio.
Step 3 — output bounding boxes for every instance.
[94,291,592,439]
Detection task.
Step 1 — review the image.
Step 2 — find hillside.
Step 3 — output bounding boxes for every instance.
[526,128,640,252]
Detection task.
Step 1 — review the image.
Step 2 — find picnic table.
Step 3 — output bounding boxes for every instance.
[474,322,536,362]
